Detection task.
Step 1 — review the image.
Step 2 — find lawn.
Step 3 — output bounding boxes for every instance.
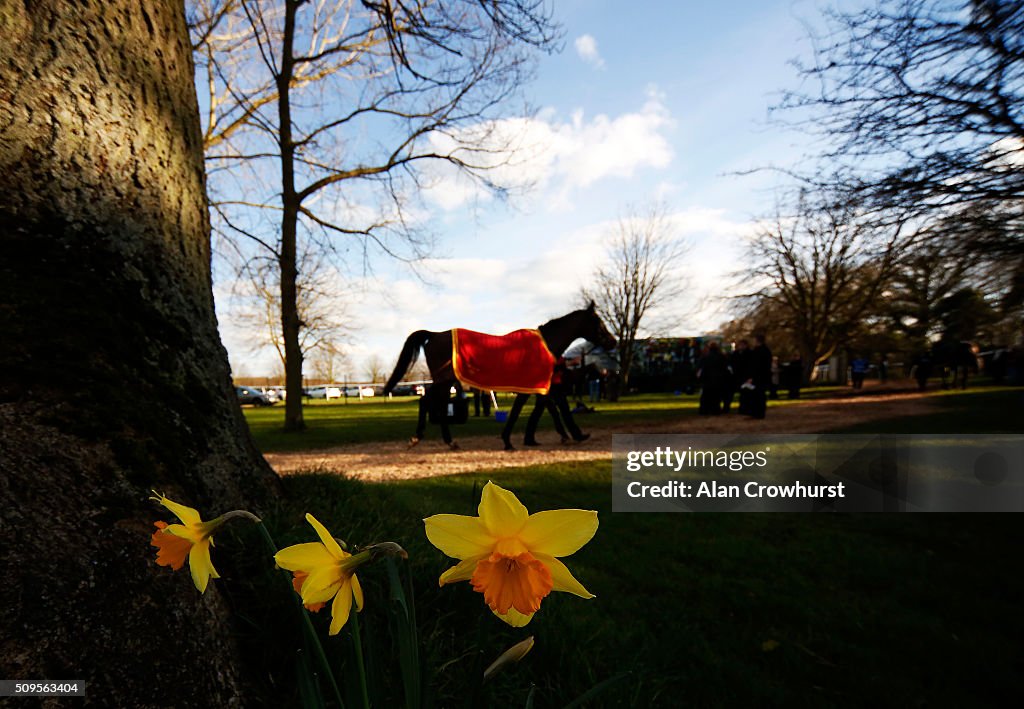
[244,385,1024,453]
[230,385,1023,706]
[244,392,714,452]
[227,465,1023,707]
[830,388,1024,434]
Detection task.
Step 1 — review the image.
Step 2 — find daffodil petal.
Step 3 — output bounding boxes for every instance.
[424,514,495,560]
[188,539,219,593]
[275,542,336,571]
[493,606,534,627]
[305,513,346,559]
[351,574,364,612]
[478,481,529,537]
[164,523,199,543]
[534,553,595,599]
[301,565,344,605]
[519,509,598,557]
[438,554,487,586]
[329,579,353,635]
[157,495,202,527]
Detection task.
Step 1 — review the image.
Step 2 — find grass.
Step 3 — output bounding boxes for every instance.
[244,384,1024,453]
[830,388,1024,434]
[244,392,714,452]
[231,384,1023,706]
[227,465,1024,708]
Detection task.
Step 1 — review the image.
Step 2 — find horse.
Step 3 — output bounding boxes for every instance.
[382,303,616,450]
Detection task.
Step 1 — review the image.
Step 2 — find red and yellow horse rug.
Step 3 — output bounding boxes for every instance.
[452,328,556,395]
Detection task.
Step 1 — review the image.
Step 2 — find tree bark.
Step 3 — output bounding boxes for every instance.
[0,1,279,705]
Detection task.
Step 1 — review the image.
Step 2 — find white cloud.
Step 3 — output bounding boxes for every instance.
[574,34,605,69]
[422,89,674,211]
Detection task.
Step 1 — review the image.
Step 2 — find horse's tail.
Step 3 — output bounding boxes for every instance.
[383,330,432,395]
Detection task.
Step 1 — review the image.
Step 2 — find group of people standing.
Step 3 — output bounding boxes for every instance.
[696,335,774,419]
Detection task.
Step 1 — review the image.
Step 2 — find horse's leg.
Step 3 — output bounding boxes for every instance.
[501,394,529,451]
[439,383,459,450]
[410,393,429,447]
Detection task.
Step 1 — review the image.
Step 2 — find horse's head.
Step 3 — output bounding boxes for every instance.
[539,302,617,356]
[581,301,616,351]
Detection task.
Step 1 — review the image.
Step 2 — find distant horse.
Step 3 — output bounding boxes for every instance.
[383,303,616,450]
[931,340,979,389]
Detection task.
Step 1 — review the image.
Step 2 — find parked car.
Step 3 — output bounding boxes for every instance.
[307,385,342,399]
[236,386,272,406]
[263,386,287,402]
[344,386,376,398]
[390,384,427,396]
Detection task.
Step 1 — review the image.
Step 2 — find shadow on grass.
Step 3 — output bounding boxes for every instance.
[225,464,1024,707]
[829,388,1024,434]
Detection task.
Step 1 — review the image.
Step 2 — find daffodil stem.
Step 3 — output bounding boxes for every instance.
[349,611,370,709]
[254,521,345,709]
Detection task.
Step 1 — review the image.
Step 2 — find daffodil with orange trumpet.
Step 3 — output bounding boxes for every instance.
[425,481,598,626]
[149,491,259,593]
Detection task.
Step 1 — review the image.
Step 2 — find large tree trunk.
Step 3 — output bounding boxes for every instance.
[0,1,279,705]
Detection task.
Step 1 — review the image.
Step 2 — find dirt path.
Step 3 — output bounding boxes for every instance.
[263,389,939,482]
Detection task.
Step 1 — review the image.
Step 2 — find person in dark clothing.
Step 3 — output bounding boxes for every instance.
[585,363,601,402]
[850,355,869,389]
[725,339,750,414]
[911,351,932,390]
[472,388,492,417]
[746,334,772,419]
[605,369,620,401]
[524,358,589,445]
[697,341,728,415]
[783,354,803,399]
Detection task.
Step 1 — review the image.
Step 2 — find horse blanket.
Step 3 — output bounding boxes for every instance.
[452,328,556,394]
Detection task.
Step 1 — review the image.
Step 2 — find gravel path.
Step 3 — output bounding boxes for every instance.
[263,389,938,481]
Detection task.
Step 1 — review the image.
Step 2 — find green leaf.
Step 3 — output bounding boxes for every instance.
[562,672,630,709]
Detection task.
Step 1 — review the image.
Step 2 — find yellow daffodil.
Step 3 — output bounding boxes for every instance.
[149,492,224,593]
[274,514,365,635]
[424,481,598,627]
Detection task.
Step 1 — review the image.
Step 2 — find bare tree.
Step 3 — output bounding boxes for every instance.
[363,354,388,384]
[234,248,352,373]
[309,340,348,383]
[776,0,1024,254]
[881,238,974,348]
[581,204,689,396]
[1,1,276,703]
[191,0,560,431]
[741,193,912,381]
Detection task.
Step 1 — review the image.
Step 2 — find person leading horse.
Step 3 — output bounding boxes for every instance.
[382,303,616,449]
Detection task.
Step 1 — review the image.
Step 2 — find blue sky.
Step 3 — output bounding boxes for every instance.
[219,0,825,380]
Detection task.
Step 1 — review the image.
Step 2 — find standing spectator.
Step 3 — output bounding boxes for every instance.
[679,338,695,394]
[586,363,601,402]
[697,342,728,415]
[472,388,492,417]
[878,354,889,384]
[850,355,869,389]
[911,350,932,390]
[747,334,772,419]
[783,354,803,399]
[726,339,750,414]
[605,369,620,402]
[769,356,781,399]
